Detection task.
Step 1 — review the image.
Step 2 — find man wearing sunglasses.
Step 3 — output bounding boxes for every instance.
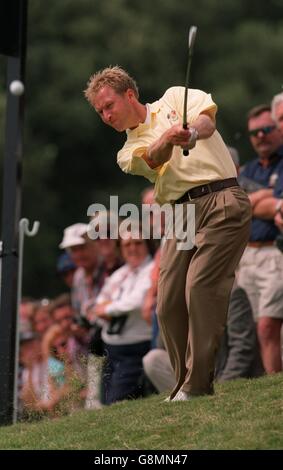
[237,104,283,374]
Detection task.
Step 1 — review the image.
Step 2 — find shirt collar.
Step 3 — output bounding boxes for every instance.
[126,100,161,137]
[144,104,151,125]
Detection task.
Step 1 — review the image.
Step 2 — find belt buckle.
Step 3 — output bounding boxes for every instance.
[207,183,213,194]
[200,184,211,196]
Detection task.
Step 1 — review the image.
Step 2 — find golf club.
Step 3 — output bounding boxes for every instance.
[183,25,197,156]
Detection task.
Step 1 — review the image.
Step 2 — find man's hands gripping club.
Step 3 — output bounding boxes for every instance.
[167,124,198,149]
[144,113,215,169]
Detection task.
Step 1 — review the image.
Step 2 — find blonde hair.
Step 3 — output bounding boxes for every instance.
[84,65,139,104]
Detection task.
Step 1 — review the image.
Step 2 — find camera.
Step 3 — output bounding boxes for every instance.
[73,315,93,330]
[107,315,128,335]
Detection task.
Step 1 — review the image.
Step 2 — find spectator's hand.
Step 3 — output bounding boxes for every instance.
[86,306,97,323]
[94,302,111,321]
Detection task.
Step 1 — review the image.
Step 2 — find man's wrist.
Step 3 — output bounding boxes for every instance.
[188,127,199,143]
[187,127,199,149]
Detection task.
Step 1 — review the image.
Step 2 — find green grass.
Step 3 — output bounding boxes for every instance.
[0,373,282,450]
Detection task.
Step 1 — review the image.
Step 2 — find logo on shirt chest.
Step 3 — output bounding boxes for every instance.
[167,109,179,124]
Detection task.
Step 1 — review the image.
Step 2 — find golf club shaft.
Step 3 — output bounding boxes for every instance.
[183,54,192,156]
[183,26,197,156]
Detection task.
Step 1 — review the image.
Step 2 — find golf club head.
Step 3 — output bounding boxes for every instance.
[188,26,197,51]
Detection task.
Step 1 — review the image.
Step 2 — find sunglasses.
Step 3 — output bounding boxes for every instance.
[248,125,276,137]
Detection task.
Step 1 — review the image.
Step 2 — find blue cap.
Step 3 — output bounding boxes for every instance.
[57,252,76,273]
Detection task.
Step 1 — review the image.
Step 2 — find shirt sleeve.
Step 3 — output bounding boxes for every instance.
[117,139,162,183]
[162,86,217,124]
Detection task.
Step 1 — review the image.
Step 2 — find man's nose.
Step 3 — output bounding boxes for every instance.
[103,110,112,123]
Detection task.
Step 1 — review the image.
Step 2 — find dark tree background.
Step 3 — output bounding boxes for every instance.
[0,0,282,297]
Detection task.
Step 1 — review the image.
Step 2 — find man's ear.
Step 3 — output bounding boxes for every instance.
[126,88,135,102]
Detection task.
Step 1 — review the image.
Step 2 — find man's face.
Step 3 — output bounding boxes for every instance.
[92,86,134,131]
[53,305,74,333]
[248,111,282,160]
[274,102,283,137]
[69,242,97,271]
[33,308,52,336]
[120,234,149,269]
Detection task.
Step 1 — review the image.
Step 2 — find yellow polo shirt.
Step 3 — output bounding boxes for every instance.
[117,86,236,204]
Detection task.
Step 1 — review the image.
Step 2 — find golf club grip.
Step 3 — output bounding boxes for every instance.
[183,123,189,156]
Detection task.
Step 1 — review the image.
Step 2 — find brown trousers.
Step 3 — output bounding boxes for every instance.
[157,186,251,397]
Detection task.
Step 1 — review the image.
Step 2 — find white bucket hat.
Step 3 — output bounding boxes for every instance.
[59,223,88,249]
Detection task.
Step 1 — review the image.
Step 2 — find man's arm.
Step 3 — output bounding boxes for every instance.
[144,113,215,169]
[248,188,276,219]
[252,197,278,219]
[248,188,273,209]
[249,188,280,219]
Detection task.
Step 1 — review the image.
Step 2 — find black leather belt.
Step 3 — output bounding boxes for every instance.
[176,178,239,203]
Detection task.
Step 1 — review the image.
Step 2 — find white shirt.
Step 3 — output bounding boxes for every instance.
[96,256,154,345]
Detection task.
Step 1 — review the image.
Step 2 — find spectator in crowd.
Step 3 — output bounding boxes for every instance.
[40,324,85,416]
[215,285,264,381]
[59,223,103,316]
[140,186,165,346]
[22,324,85,417]
[90,210,123,278]
[142,248,161,348]
[19,298,35,335]
[88,225,153,405]
[271,92,283,231]
[49,293,89,379]
[18,331,39,419]
[237,104,283,373]
[84,211,123,408]
[143,335,175,394]
[31,300,53,339]
[271,92,283,137]
[56,251,77,289]
[20,333,47,418]
[264,93,283,369]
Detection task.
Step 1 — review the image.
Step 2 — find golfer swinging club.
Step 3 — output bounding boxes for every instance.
[84,53,251,401]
